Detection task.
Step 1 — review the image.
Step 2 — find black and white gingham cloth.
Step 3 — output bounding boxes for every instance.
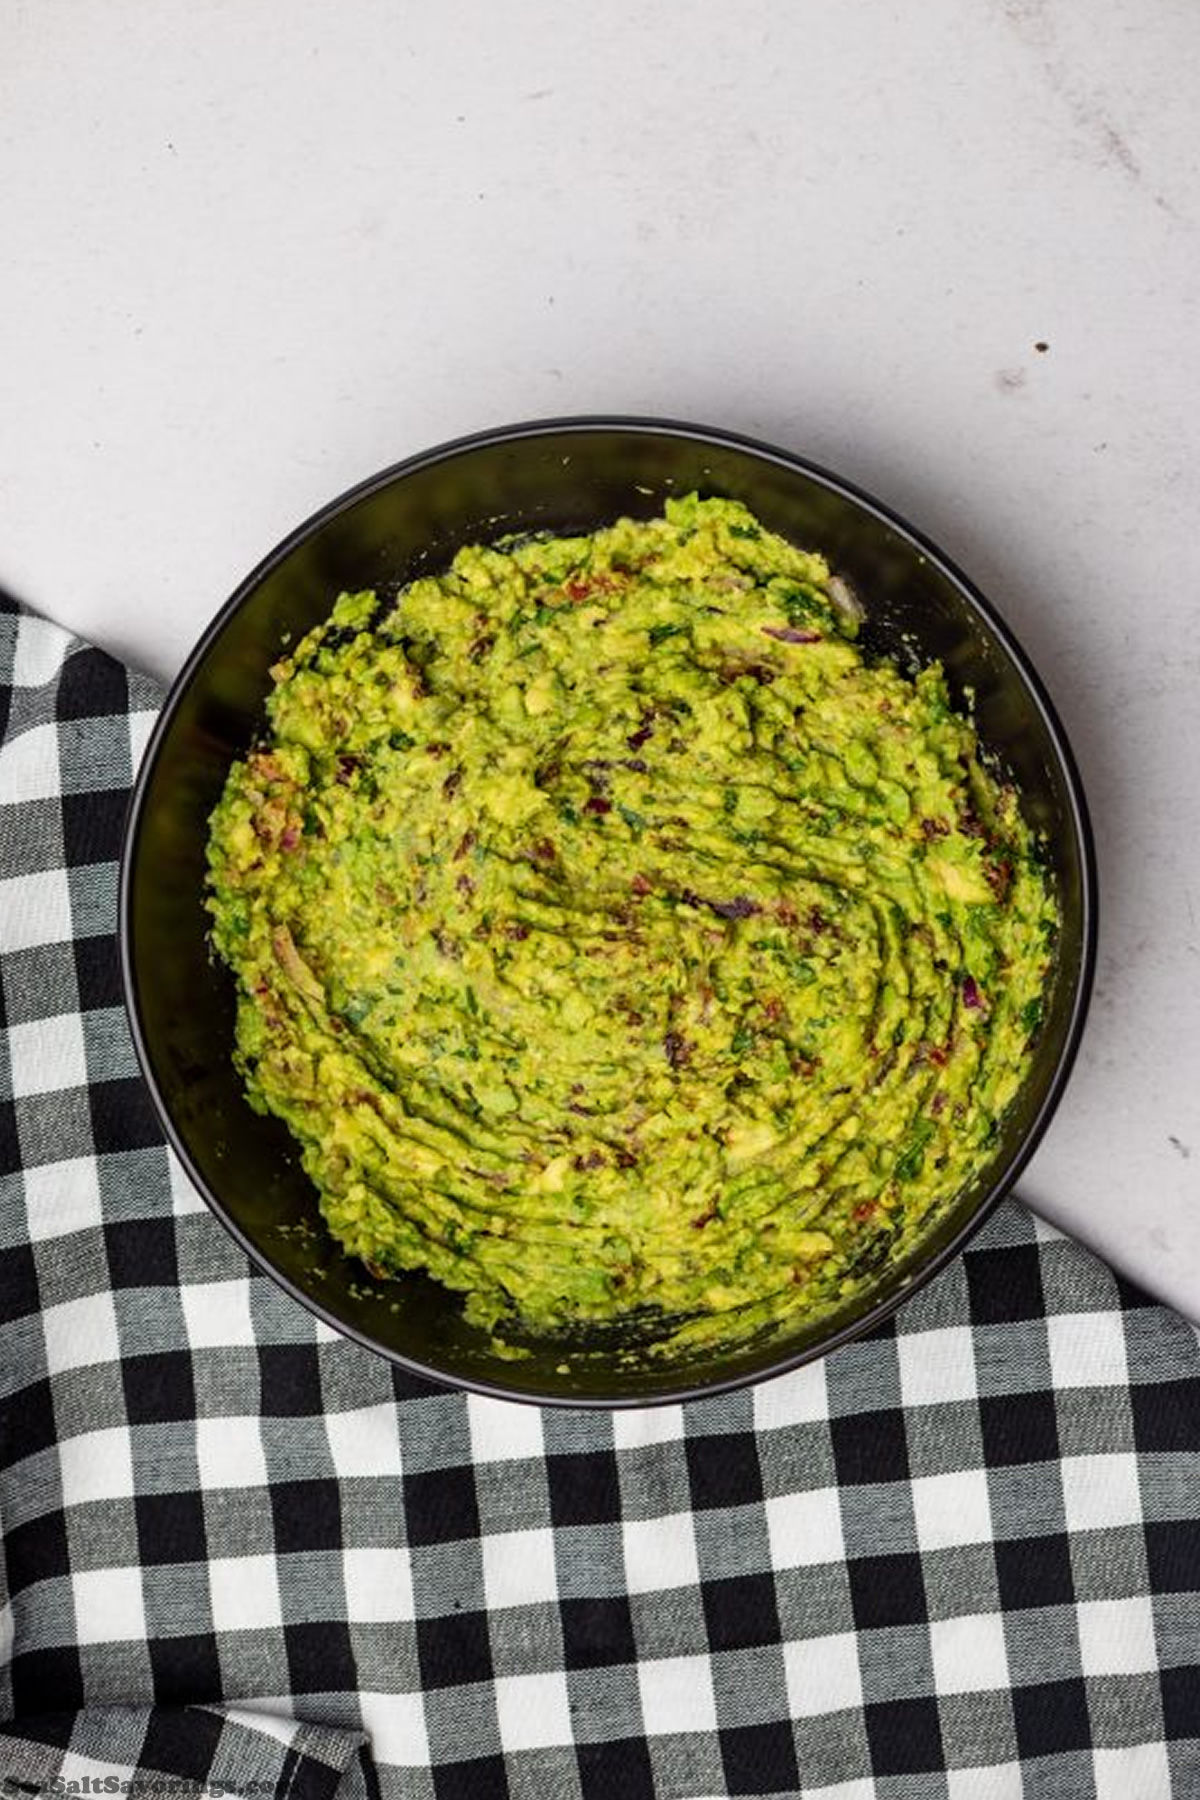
[0,1706,362,1800]
[1,596,1198,1800]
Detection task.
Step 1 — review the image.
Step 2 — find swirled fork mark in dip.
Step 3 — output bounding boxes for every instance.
[206,497,1057,1356]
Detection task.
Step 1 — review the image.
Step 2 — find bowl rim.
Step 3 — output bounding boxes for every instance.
[119,413,1099,1407]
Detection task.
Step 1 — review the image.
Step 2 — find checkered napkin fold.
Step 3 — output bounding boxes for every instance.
[1,596,1198,1800]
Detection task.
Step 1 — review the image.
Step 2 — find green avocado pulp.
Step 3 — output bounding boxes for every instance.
[206,495,1058,1357]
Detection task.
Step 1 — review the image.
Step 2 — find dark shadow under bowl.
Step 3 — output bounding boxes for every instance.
[120,417,1096,1406]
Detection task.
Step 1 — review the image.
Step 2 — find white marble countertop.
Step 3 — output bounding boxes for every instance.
[4,0,1198,1319]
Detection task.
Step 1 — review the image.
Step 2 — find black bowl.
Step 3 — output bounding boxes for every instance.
[120,417,1096,1406]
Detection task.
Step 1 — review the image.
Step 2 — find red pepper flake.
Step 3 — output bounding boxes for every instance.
[442,768,463,799]
[584,796,612,816]
[630,872,654,897]
[763,996,784,1023]
[249,751,285,780]
[565,572,623,602]
[453,829,477,861]
[280,826,300,852]
[962,975,984,1010]
[663,1030,691,1069]
[502,921,530,941]
[852,1200,878,1222]
[985,858,1013,901]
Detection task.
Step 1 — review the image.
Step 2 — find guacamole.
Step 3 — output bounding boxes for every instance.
[206,496,1057,1354]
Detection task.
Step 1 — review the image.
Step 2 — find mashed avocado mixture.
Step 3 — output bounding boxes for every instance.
[206,496,1057,1353]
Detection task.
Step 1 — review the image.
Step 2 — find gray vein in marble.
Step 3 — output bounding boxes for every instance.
[993,0,1182,217]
